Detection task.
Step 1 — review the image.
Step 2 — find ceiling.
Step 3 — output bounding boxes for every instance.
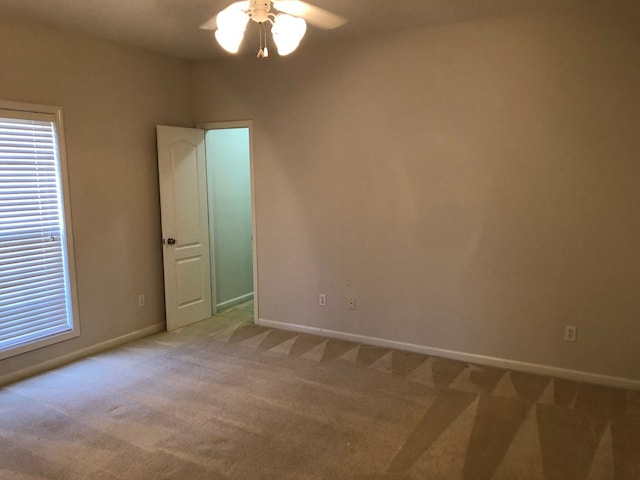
[0,0,637,60]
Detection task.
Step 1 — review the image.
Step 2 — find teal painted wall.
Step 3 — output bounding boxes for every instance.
[205,128,253,308]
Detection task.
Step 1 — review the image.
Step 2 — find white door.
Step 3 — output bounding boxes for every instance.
[156,126,212,330]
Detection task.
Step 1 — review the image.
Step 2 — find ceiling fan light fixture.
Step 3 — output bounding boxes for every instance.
[215,29,245,53]
[215,7,250,53]
[271,13,307,56]
[204,1,346,57]
[216,7,250,32]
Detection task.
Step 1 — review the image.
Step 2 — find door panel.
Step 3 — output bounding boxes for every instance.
[157,126,212,330]
[176,257,205,306]
[173,143,202,245]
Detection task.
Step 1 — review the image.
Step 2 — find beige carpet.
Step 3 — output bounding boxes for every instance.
[1,301,639,480]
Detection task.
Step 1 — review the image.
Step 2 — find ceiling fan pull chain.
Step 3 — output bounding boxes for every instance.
[257,22,269,58]
[263,22,269,57]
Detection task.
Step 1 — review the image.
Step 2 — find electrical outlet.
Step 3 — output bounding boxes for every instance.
[565,325,577,342]
[138,294,145,307]
[348,298,356,310]
[319,294,326,307]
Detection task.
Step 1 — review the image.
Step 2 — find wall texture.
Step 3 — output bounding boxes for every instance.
[192,10,640,382]
[0,19,193,380]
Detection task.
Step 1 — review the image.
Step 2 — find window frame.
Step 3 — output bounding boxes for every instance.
[0,100,80,360]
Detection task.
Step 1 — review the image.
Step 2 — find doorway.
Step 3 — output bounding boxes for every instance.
[156,121,257,330]
[203,123,255,316]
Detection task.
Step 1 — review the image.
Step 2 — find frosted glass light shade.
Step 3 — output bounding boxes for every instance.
[215,8,249,53]
[215,29,245,54]
[272,14,307,56]
[216,8,250,31]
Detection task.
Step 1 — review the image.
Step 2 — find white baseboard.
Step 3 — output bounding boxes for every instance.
[256,318,640,391]
[217,292,254,312]
[0,323,165,387]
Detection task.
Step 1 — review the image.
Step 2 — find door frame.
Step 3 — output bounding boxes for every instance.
[198,120,258,323]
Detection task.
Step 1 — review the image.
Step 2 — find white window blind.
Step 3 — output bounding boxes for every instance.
[0,105,78,358]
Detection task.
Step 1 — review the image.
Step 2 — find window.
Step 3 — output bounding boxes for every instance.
[0,101,79,360]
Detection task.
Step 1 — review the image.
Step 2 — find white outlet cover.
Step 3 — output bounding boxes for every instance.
[565,326,577,342]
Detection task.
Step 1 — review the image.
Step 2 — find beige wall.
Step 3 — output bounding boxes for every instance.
[193,10,640,381]
[2,7,639,385]
[0,19,193,379]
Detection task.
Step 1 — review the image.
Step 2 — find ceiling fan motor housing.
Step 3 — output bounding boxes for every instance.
[249,0,271,23]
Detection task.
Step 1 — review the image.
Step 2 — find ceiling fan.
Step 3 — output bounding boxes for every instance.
[200,0,347,57]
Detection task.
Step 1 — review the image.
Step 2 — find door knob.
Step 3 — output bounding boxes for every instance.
[167,238,176,245]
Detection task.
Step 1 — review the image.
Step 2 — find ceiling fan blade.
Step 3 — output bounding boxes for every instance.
[199,15,218,31]
[199,1,249,30]
[272,1,347,30]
